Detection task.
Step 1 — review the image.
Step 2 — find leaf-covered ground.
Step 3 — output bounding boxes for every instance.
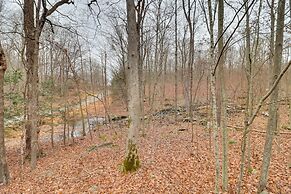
[1,111,290,193]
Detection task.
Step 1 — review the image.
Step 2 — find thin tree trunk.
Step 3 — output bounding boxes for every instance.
[269,0,275,87]
[246,29,254,173]
[210,65,220,194]
[236,60,291,194]
[103,52,110,123]
[257,0,286,193]
[174,0,178,121]
[63,105,67,145]
[50,100,54,148]
[85,95,93,140]
[71,109,76,144]
[137,1,146,136]
[207,0,220,193]
[0,42,10,184]
[49,38,54,148]
[78,91,86,137]
[237,1,253,193]
[217,0,228,190]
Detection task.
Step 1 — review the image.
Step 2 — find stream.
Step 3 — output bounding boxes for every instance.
[5,93,109,145]
[40,116,106,143]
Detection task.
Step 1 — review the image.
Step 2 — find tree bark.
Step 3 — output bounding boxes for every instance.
[237,2,253,192]
[0,42,10,184]
[123,0,141,172]
[23,0,72,170]
[207,1,220,193]
[182,0,195,119]
[174,0,178,121]
[136,0,146,136]
[23,0,39,169]
[257,0,286,193]
[269,0,275,87]
[217,0,228,191]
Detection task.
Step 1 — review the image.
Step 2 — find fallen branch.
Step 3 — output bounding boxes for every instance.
[227,125,291,135]
[252,129,291,135]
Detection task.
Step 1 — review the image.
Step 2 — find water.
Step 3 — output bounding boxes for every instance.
[40,116,106,143]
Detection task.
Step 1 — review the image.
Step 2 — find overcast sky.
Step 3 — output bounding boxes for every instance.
[1,0,290,66]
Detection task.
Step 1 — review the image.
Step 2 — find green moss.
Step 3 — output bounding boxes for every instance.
[4,126,20,138]
[229,140,237,145]
[122,140,140,172]
[281,124,291,130]
[99,134,107,142]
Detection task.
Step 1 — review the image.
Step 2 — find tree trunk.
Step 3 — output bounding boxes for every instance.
[210,64,220,194]
[85,95,93,140]
[182,0,195,118]
[63,105,67,145]
[137,1,146,136]
[174,0,178,121]
[257,0,286,193]
[23,0,39,169]
[0,42,10,184]
[206,0,220,193]
[269,0,275,87]
[23,0,72,169]
[123,0,141,172]
[237,1,253,193]
[78,89,86,137]
[217,0,228,191]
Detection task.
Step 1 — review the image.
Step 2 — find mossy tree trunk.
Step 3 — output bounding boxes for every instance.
[0,42,10,184]
[123,0,141,172]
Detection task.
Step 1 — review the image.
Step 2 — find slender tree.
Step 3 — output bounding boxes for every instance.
[174,0,178,121]
[257,0,286,192]
[206,0,220,192]
[0,42,9,184]
[23,0,73,169]
[182,0,195,119]
[123,0,141,172]
[217,0,228,191]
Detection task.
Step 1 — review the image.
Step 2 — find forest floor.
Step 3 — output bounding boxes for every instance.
[0,96,291,193]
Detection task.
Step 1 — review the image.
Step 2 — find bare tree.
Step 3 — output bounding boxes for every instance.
[257,0,286,192]
[182,0,196,121]
[217,0,228,191]
[122,0,141,172]
[0,42,9,184]
[206,0,220,192]
[174,0,178,121]
[23,0,73,169]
